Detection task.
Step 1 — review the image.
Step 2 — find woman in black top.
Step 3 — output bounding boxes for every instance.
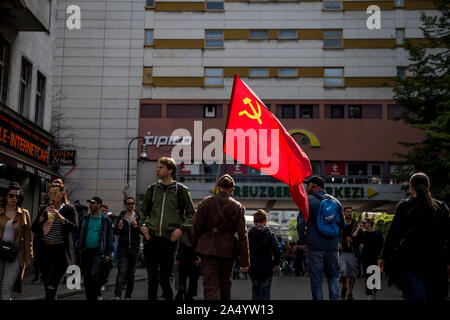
[32,179,78,300]
[113,196,141,300]
[378,172,450,300]
[353,218,384,299]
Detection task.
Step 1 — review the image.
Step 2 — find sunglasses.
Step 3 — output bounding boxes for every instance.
[8,194,20,199]
[126,202,134,205]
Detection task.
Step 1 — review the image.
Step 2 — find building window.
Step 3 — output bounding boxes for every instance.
[278,68,297,77]
[205,30,224,48]
[396,28,404,45]
[349,105,362,119]
[323,30,342,48]
[250,30,268,39]
[146,0,155,8]
[300,105,313,118]
[205,0,224,11]
[143,67,152,85]
[348,163,368,176]
[204,104,217,118]
[0,36,11,104]
[34,72,46,127]
[19,57,32,117]
[394,0,404,7]
[397,67,406,79]
[278,30,297,40]
[141,104,162,118]
[282,105,295,119]
[249,68,269,77]
[323,1,343,11]
[330,105,344,119]
[324,68,344,87]
[145,30,153,46]
[204,68,223,86]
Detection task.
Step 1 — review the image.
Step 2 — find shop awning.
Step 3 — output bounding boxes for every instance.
[0,146,61,181]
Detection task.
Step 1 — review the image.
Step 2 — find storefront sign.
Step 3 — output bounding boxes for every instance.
[144,131,191,148]
[326,163,346,176]
[227,163,248,175]
[51,150,76,166]
[0,111,50,165]
[232,184,380,200]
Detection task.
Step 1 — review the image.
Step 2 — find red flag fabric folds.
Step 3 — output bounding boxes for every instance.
[224,74,313,221]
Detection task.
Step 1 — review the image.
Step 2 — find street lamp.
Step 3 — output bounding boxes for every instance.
[127,136,148,185]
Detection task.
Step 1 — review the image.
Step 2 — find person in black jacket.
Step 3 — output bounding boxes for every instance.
[174,226,200,301]
[378,172,450,300]
[248,209,281,300]
[353,218,384,299]
[31,179,78,301]
[113,196,141,300]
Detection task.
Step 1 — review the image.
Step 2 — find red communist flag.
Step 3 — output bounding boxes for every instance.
[224,74,313,221]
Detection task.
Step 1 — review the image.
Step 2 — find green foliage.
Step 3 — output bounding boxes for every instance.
[287,218,299,242]
[392,0,450,205]
[374,213,395,240]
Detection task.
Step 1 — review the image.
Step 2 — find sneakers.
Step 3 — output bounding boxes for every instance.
[31,279,40,285]
[347,293,354,300]
[341,286,347,300]
[98,296,104,300]
[113,296,121,300]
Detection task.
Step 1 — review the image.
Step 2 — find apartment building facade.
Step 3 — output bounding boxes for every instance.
[137,0,436,213]
[0,0,58,217]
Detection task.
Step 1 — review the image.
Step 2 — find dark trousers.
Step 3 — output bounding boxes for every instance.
[178,253,200,298]
[114,246,139,299]
[81,248,103,301]
[143,236,177,300]
[200,255,235,300]
[100,260,112,287]
[251,277,273,300]
[40,242,67,291]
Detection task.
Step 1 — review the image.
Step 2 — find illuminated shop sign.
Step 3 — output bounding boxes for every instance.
[0,111,50,165]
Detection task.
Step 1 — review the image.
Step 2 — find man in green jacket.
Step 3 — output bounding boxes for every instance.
[139,157,195,300]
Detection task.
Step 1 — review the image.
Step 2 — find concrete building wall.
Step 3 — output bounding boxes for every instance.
[54,0,145,213]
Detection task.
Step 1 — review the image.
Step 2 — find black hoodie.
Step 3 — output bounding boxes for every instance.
[248,224,281,281]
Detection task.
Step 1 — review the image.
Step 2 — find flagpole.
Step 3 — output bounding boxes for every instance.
[216,74,239,195]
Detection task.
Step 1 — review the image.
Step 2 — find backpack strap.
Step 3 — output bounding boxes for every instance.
[311,192,325,202]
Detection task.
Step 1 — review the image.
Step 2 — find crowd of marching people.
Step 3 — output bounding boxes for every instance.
[0,157,448,301]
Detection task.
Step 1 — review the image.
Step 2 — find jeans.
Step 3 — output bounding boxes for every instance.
[81,248,103,300]
[307,249,340,300]
[114,246,138,299]
[144,236,177,300]
[0,258,20,300]
[251,277,273,300]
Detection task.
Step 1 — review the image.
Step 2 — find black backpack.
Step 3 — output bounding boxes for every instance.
[144,182,186,222]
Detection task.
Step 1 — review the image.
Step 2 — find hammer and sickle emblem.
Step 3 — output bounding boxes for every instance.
[239,97,262,125]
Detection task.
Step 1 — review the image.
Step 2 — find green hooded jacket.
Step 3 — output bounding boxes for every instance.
[139,181,195,237]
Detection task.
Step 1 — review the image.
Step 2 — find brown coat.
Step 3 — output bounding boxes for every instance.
[0,207,33,293]
[193,191,250,268]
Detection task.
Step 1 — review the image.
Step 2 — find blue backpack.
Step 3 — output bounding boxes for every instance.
[312,193,342,237]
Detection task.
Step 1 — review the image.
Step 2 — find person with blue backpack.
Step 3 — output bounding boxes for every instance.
[297,176,345,300]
